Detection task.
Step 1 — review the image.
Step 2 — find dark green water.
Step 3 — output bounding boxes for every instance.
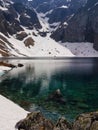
[0,58,98,121]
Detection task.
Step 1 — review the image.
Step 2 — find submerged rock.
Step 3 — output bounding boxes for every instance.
[47,89,66,104]
[15,111,54,130]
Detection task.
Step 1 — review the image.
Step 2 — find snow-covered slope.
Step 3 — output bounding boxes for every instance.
[62,42,98,57]
[0,0,98,57]
[0,95,27,130]
[0,31,74,57]
[0,0,74,57]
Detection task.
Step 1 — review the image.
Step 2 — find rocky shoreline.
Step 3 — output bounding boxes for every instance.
[16,111,98,130]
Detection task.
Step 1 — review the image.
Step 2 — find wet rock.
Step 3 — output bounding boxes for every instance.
[18,63,24,67]
[73,111,98,130]
[47,89,66,104]
[54,117,72,130]
[15,111,54,130]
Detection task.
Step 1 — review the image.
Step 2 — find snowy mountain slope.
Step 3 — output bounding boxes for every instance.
[0,0,98,57]
[62,42,98,57]
[0,30,74,57]
[0,0,74,57]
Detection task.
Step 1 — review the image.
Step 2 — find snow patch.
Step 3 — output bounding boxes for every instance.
[0,66,11,76]
[60,5,68,9]
[61,42,98,57]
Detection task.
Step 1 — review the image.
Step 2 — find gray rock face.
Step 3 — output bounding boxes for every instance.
[29,0,86,24]
[51,0,98,51]
[0,0,41,36]
[13,3,41,29]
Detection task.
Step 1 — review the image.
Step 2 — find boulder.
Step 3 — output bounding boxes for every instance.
[24,37,35,48]
[73,111,98,130]
[90,121,98,130]
[16,32,28,40]
[15,111,54,130]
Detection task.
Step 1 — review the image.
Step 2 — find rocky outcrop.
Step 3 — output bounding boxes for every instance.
[0,0,41,37]
[16,111,98,130]
[73,111,98,130]
[15,111,54,130]
[0,61,16,68]
[16,32,28,40]
[0,34,14,56]
[24,37,35,48]
[13,3,42,29]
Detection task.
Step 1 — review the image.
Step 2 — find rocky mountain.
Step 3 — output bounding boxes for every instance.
[0,0,98,57]
[29,0,87,29]
[12,0,86,28]
[51,0,98,51]
[0,0,75,57]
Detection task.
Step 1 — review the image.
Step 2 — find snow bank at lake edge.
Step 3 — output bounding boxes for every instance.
[0,66,11,76]
[0,95,28,130]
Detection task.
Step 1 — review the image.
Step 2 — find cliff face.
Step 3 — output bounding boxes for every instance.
[29,0,86,24]
[0,0,41,36]
[51,0,98,51]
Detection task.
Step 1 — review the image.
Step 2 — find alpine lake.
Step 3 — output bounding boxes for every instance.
[0,58,98,122]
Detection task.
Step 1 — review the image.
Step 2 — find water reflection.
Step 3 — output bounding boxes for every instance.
[0,59,98,120]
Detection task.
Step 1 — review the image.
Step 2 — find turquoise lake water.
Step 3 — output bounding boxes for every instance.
[0,58,98,121]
